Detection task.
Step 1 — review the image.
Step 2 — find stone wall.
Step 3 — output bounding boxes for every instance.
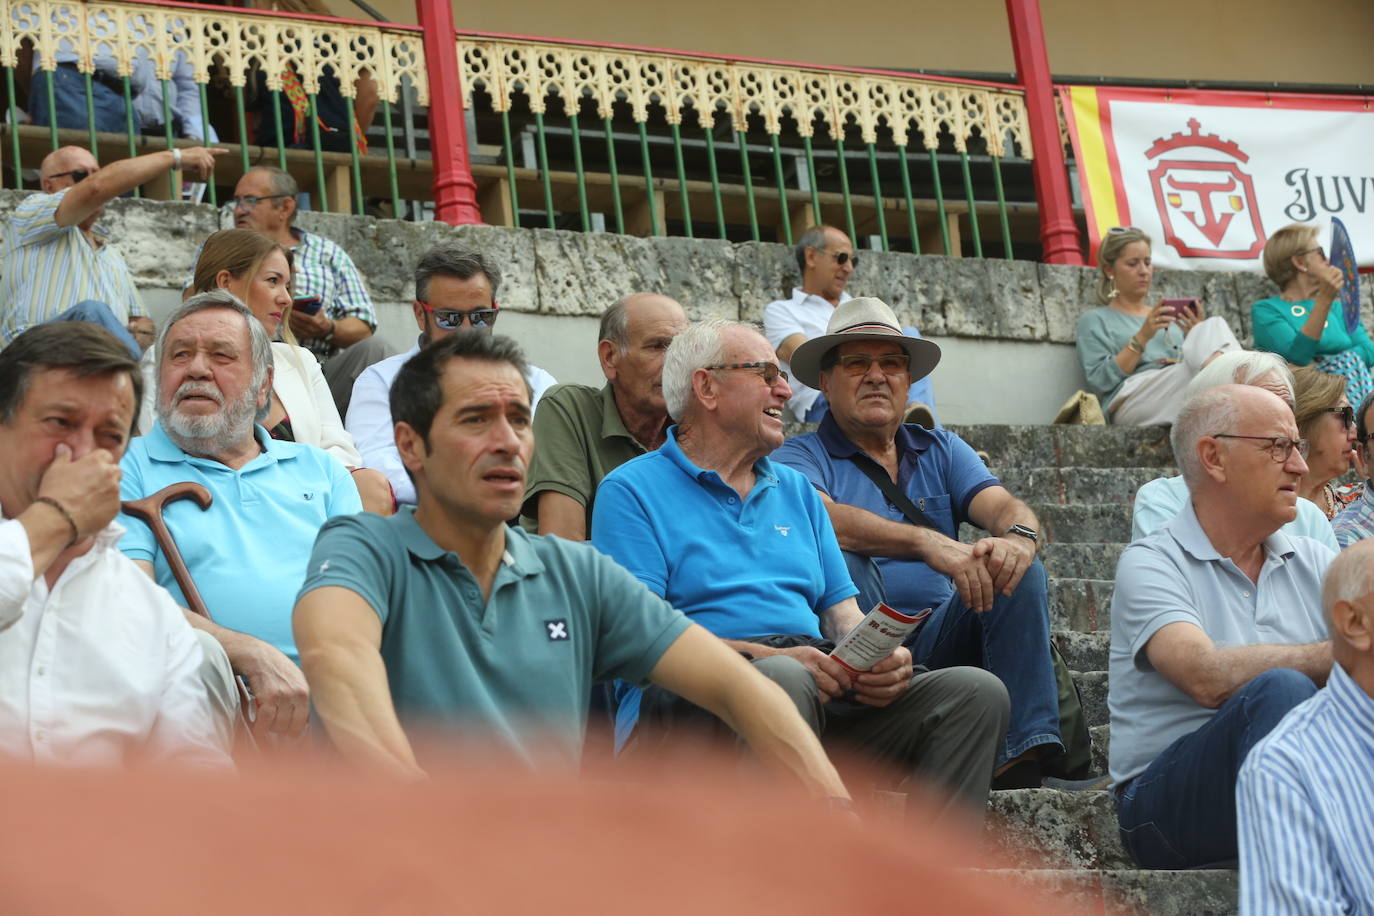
[5,189,1372,422]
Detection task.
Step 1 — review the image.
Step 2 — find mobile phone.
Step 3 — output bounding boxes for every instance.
[292,296,323,315]
[1160,297,1199,317]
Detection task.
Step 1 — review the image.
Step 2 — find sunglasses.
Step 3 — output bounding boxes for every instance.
[419,302,500,329]
[816,249,860,270]
[706,361,788,386]
[1296,246,1327,261]
[1323,404,1355,429]
[48,168,91,184]
[836,353,911,377]
[1107,226,1142,234]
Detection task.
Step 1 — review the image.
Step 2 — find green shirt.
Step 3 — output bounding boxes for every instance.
[298,509,691,767]
[1075,306,1184,407]
[521,383,648,532]
[1251,295,1374,368]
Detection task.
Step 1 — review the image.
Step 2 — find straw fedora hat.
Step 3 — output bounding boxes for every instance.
[788,297,941,389]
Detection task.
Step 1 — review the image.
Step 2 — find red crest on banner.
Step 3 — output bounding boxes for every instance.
[1144,119,1267,260]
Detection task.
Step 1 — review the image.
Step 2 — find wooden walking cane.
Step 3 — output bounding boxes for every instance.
[121,482,259,729]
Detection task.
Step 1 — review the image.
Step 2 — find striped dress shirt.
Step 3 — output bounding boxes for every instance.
[288,228,376,361]
[1237,662,1374,914]
[0,190,145,344]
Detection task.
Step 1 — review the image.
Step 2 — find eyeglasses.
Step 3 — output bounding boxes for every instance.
[230,194,292,210]
[815,249,860,270]
[835,353,911,376]
[1323,405,1355,429]
[1296,246,1327,260]
[418,302,500,329]
[1212,434,1310,463]
[705,361,788,386]
[47,168,91,184]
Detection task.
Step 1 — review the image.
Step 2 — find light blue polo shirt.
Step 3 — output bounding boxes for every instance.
[592,426,857,747]
[298,510,692,767]
[1108,500,1334,786]
[118,422,361,661]
[773,415,999,613]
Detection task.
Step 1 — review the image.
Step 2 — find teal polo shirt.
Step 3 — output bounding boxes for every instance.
[297,510,692,767]
[118,422,362,661]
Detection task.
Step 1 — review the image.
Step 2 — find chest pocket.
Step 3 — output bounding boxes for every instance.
[896,493,956,538]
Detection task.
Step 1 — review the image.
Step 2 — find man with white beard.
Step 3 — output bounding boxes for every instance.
[117,290,361,741]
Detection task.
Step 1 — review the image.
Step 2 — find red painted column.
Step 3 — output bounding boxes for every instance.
[416,0,483,224]
[1005,0,1083,265]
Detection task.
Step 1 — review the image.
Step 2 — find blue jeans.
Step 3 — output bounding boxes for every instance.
[844,551,1060,768]
[1115,668,1317,869]
[51,300,143,359]
[29,67,128,134]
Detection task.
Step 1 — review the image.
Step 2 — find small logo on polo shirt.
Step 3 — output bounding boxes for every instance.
[317,560,331,574]
[775,525,791,537]
[304,492,315,501]
[545,619,569,641]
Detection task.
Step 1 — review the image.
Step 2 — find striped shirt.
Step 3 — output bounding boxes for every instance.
[1237,662,1374,914]
[288,228,376,361]
[1332,481,1374,549]
[0,190,145,344]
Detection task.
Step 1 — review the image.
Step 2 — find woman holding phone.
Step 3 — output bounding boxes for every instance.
[148,229,394,514]
[1075,226,1241,425]
[1252,222,1372,406]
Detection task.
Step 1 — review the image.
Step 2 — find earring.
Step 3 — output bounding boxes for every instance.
[1107,277,1119,300]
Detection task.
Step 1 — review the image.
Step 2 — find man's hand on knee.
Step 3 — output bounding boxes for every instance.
[777,645,852,701]
[973,535,1035,600]
[852,646,914,708]
[219,631,310,738]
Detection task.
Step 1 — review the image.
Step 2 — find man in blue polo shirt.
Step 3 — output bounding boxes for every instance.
[292,332,855,797]
[592,319,1008,822]
[119,291,361,741]
[773,297,1063,789]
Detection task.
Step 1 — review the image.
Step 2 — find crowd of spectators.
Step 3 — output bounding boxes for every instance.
[3,138,1374,908]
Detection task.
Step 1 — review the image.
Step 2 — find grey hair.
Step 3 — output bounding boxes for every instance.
[661,318,739,421]
[598,294,635,353]
[414,243,502,302]
[1184,350,1296,410]
[156,289,273,418]
[794,225,833,276]
[1171,386,1242,488]
[1321,539,1374,635]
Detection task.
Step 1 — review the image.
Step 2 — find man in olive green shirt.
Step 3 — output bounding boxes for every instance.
[522,293,688,540]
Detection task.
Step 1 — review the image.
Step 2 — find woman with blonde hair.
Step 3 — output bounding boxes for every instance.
[146,228,393,514]
[1075,226,1241,425]
[1292,365,1359,520]
[1252,222,1371,406]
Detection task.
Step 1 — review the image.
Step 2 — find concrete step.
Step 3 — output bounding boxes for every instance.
[1050,579,1115,632]
[986,788,1128,869]
[991,466,1166,506]
[1074,670,1109,730]
[1035,503,1134,544]
[947,424,1174,470]
[1055,630,1109,672]
[979,868,1237,915]
[1090,724,1110,777]
[1040,544,1124,581]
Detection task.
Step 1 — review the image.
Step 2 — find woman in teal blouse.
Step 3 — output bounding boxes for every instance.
[1252,222,1370,405]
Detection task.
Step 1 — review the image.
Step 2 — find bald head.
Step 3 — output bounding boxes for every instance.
[598,293,689,418]
[1323,539,1374,649]
[39,146,98,192]
[599,293,687,353]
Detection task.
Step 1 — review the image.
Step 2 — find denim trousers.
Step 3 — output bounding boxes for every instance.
[29,68,128,134]
[846,552,1061,768]
[1114,667,1317,869]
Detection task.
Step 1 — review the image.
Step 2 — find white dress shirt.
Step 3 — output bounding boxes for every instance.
[346,340,557,505]
[0,511,231,769]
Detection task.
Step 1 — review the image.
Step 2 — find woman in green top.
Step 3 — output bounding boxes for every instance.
[1075,227,1240,425]
[1251,222,1370,406]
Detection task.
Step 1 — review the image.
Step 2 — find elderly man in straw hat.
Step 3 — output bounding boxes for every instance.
[773,297,1063,789]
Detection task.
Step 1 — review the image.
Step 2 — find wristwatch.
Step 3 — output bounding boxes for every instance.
[1005,524,1038,545]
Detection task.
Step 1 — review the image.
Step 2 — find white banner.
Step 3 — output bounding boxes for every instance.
[1061,86,1374,270]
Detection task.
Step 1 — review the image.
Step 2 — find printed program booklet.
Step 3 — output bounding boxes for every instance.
[829,602,931,674]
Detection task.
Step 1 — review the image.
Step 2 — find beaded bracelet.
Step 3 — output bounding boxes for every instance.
[33,497,79,547]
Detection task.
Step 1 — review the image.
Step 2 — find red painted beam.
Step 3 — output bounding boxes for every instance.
[1005,0,1083,265]
[416,0,483,225]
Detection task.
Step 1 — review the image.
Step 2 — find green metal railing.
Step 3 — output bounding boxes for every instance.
[459,35,1036,256]
[1,0,430,219]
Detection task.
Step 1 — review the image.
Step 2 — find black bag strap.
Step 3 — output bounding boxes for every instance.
[844,453,939,531]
